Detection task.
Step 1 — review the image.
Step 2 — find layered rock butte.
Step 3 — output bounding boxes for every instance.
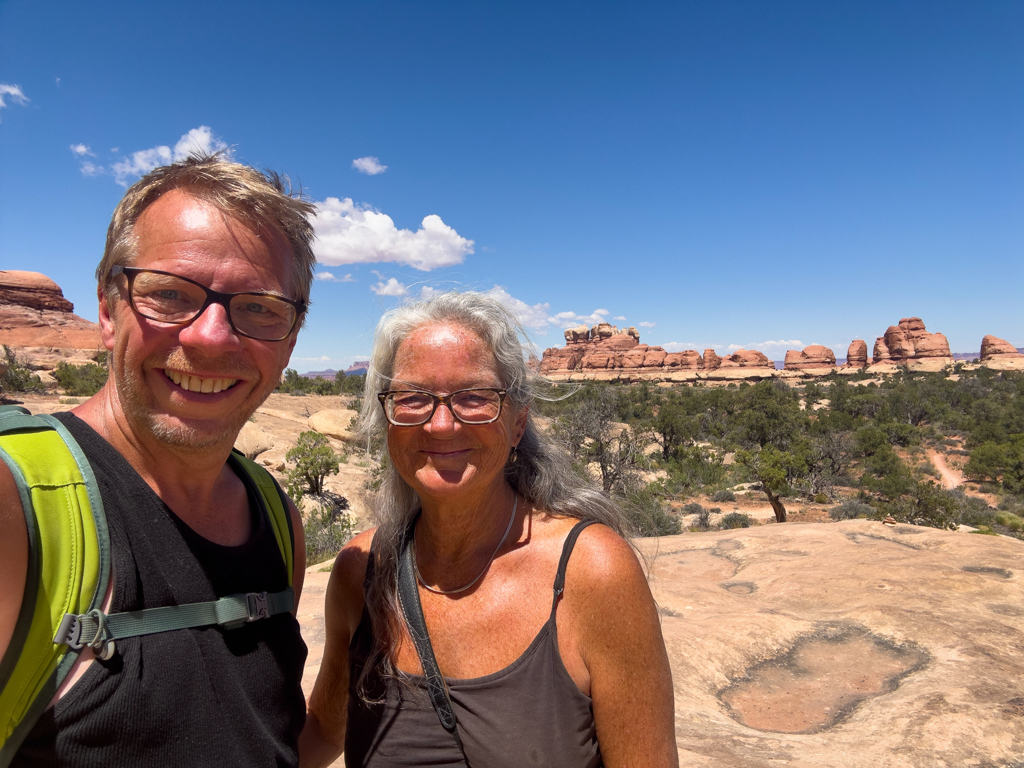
[0,270,103,368]
[541,323,776,382]
[541,316,1022,382]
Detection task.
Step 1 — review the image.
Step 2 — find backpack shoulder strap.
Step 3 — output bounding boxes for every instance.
[229,450,295,586]
[0,407,109,767]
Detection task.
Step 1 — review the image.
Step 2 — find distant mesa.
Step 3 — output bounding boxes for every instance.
[345,360,369,376]
[0,270,102,367]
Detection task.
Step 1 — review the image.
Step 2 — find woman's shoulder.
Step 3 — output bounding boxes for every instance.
[534,514,644,590]
[324,527,377,617]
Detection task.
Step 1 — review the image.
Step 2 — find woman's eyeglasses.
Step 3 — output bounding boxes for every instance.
[377,388,507,426]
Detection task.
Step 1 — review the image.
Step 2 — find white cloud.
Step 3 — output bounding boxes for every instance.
[725,339,803,353]
[352,156,388,175]
[662,342,700,352]
[315,271,354,282]
[371,277,408,297]
[110,126,229,186]
[80,161,105,177]
[312,197,474,271]
[613,315,626,321]
[594,309,610,316]
[639,321,656,328]
[485,286,552,332]
[547,310,615,330]
[0,84,29,120]
[420,286,443,300]
[70,143,94,157]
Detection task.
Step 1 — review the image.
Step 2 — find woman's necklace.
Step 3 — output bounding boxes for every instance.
[413,496,519,595]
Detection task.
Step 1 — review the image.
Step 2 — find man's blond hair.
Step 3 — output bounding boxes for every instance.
[97,153,318,306]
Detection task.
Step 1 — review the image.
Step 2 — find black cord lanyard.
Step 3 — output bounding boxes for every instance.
[397,524,471,766]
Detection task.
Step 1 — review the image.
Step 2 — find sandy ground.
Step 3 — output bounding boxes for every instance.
[927,448,963,490]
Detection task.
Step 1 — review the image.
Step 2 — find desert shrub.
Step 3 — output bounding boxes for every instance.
[286,430,343,502]
[682,502,712,530]
[664,446,728,492]
[812,493,830,504]
[997,495,1023,513]
[711,489,736,503]
[830,499,876,521]
[303,491,354,564]
[53,361,108,397]
[720,512,751,529]
[623,488,682,537]
[1,346,45,393]
[995,511,1024,533]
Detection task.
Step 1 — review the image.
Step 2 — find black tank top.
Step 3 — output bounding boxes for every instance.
[14,413,307,767]
[345,520,603,767]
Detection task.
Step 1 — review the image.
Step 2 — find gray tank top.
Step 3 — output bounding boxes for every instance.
[345,520,602,767]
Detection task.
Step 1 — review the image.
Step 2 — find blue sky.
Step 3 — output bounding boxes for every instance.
[1,0,1021,371]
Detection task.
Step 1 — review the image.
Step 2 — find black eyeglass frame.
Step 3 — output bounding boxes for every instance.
[109,265,307,342]
[377,388,508,427]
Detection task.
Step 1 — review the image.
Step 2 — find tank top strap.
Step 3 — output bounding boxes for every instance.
[550,519,599,615]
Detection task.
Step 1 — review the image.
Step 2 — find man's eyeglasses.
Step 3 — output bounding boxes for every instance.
[110,265,306,342]
[377,388,507,426]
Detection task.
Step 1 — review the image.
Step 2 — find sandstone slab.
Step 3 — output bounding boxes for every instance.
[639,520,1024,766]
[307,408,359,441]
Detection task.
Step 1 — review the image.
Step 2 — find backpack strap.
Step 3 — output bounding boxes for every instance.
[229,451,295,587]
[0,406,109,767]
[0,411,297,767]
[50,452,298,659]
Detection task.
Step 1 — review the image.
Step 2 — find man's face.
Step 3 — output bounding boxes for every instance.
[99,189,300,451]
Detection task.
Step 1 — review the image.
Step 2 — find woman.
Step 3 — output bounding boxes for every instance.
[301,292,677,767]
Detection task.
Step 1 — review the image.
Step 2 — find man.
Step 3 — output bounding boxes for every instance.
[0,155,316,766]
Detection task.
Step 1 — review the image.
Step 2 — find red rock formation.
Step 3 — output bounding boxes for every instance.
[0,271,102,353]
[844,340,868,368]
[703,349,722,371]
[872,318,950,365]
[784,345,837,371]
[873,337,891,363]
[564,324,590,344]
[0,271,74,312]
[980,335,1023,360]
[664,350,702,369]
[721,350,774,368]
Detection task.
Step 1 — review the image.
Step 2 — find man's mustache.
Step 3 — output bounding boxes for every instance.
[154,349,261,383]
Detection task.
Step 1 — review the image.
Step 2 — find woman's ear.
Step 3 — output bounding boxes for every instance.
[513,405,530,445]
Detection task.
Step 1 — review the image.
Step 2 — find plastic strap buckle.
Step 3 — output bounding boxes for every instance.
[54,613,83,650]
[245,591,270,622]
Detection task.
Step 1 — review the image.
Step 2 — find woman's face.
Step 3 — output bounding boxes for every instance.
[386,322,526,504]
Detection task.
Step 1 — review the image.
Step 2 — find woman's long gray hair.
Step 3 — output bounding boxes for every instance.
[355,290,630,697]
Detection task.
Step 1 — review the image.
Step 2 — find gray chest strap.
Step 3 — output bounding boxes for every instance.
[54,588,294,659]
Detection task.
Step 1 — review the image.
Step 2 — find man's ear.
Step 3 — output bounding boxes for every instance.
[97,284,117,352]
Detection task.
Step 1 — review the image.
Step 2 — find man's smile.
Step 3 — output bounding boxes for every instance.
[163,368,241,394]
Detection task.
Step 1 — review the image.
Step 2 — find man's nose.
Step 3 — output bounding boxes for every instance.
[177,301,242,352]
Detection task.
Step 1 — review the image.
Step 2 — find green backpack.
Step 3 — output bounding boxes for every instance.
[0,406,296,766]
